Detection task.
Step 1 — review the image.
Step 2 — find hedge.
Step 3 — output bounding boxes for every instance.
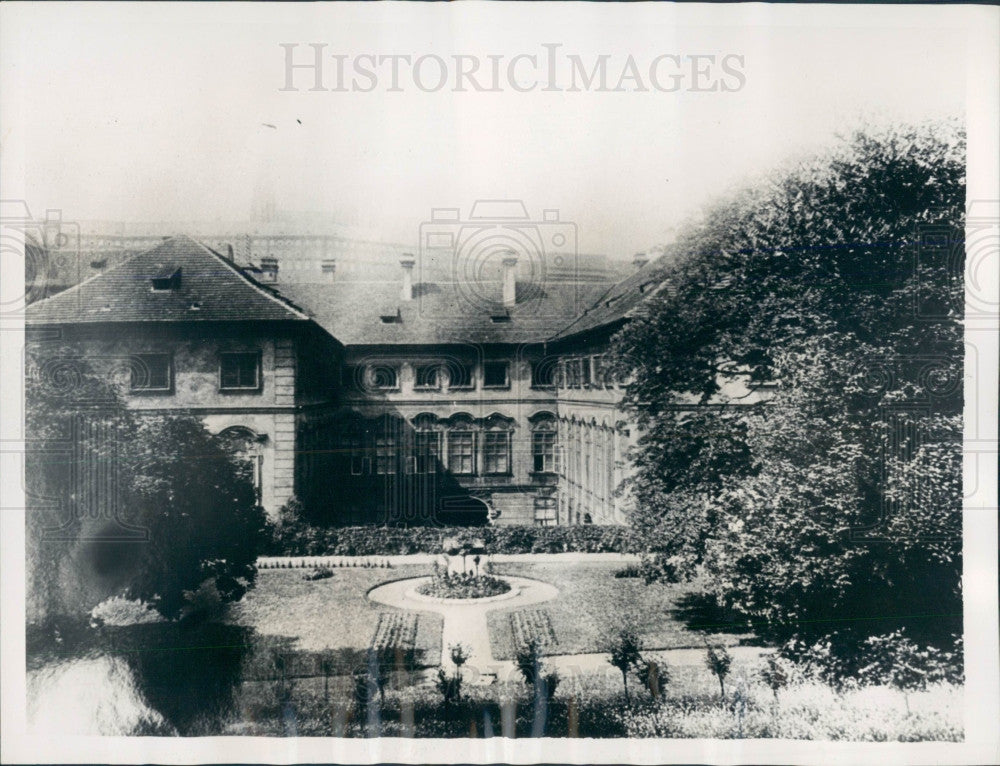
[268,524,641,557]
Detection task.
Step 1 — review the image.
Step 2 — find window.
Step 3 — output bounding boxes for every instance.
[321,260,336,278]
[220,352,260,391]
[534,496,557,526]
[367,364,398,390]
[483,431,511,475]
[568,359,581,388]
[347,434,367,475]
[532,431,557,473]
[130,353,172,392]
[414,432,441,474]
[448,362,474,390]
[531,361,555,389]
[448,432,476,475]
[592,355,607,387]
[375,435,396,474]
[483,361,509,388]
[414,364,441,390]
[151,266,182,291]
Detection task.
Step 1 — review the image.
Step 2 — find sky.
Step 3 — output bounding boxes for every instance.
[2,3,968,258]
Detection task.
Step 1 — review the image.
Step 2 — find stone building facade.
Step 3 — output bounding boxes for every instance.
[27,233,670,527]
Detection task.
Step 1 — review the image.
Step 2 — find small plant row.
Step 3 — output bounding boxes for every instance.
[510,608,558,651]
[257,558,393,570]
[371,612,418,654]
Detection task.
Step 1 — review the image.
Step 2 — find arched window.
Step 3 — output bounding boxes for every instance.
[529,412,558,474]
[411,413,441,474]
[446,413,477,476]
[482,414,514,476]
[217,426,264,502]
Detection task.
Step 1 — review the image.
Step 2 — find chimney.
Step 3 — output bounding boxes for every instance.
[400,253,416,301]
[633,252,649,269]
[501,251,518,308]
[260,257,278,283]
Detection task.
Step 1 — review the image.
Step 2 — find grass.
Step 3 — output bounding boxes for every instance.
[487,561,751,660]
[226,566,442,666]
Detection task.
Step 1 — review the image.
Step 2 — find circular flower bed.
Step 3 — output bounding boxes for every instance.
[416,571,512,599]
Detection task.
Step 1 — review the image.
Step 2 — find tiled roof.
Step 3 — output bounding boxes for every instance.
[275,280,610,346]
[548,252,676,342]
[26,235,310,325]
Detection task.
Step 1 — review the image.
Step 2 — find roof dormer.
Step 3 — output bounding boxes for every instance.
[151,266,182,291]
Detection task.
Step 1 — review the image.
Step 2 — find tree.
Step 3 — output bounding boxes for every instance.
[705,644,732,701]
[25,342,131,622]
[608,628,644,704]
[25,340,268,622]
[117,414,268,620]
[611,121,965,669]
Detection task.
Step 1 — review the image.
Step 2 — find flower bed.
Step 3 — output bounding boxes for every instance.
[415,572,512,600]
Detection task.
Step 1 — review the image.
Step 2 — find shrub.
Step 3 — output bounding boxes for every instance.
[449,643,470,669]
[303,567,333,581]
[435,668,462,707]
[89,596,164,627]
[614,563,643,578]
[705,644,733,701]
[515,638,545,687]
[269,524,640,557]
[759,654,793,700]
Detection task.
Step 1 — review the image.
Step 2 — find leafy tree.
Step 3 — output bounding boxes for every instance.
[25,340,268,622]
[705,644,733,701]
[117,414,268,619]
[611,121,964,667]
[608,628,644,703]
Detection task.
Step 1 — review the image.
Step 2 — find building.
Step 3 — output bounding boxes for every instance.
[26,233,674,527]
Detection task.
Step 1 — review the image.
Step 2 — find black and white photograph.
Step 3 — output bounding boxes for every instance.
[1,2,997,764]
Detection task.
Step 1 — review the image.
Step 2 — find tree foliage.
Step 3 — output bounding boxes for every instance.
[25,341,268,622]
[611,121,965,661]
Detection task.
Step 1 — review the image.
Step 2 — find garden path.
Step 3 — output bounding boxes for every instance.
[368,576,559,682]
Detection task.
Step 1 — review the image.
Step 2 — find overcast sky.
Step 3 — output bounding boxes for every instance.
[2,3,967,257]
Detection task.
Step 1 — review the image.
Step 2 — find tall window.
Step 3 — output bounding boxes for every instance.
[483,361,509,388]
[483,431,511,475]
[375,434,396,474]
[130,353,172,392]
[414,431,441,474]
[220,352,260,391]
[448,432,476,475]
[532,431,556,473]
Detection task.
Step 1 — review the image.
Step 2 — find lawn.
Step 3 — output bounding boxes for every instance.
[487,561,754,660]
[226,565,442,666]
